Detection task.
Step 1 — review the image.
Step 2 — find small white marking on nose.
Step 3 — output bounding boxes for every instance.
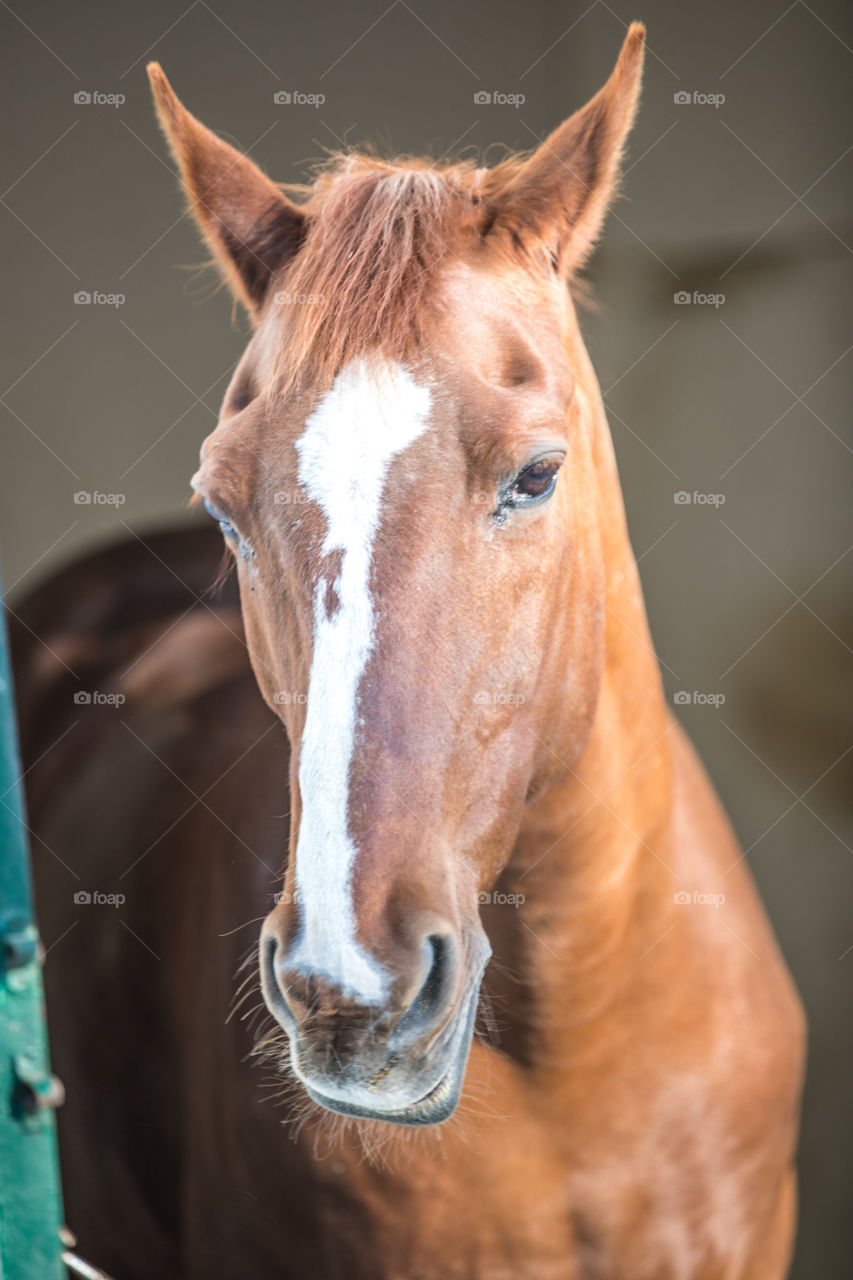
[288,357,431,1004]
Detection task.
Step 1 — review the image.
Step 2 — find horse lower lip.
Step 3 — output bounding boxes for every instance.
[407,1069,451,1109]
[307,1065,452,1119]
[302,1070,455,1125]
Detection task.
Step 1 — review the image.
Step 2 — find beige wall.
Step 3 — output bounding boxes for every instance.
[2,1,851,1270]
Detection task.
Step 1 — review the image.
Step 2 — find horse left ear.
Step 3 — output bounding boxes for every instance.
[498,23,645,274]
[147,63,305,317]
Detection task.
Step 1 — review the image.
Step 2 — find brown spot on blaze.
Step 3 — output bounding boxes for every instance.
[323,576,341,618]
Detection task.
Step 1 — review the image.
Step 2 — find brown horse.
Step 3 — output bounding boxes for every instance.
[13,23,804,1279]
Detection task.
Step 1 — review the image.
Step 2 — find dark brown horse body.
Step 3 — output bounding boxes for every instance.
[12,24,804,1280]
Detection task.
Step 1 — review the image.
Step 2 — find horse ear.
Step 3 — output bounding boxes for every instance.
[147,64,305,317]
[497,23,645,274]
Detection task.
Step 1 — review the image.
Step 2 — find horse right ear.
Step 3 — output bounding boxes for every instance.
[147,64,305,318]
[495,24,645,276]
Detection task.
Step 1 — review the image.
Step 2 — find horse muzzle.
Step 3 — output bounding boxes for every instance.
[259,920,490,1125]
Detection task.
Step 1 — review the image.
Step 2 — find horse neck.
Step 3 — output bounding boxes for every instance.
[492,351,681,1054]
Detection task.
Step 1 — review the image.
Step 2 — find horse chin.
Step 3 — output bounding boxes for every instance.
[300,983,480,1128]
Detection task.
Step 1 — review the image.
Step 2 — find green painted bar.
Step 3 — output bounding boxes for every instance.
[0,588,67,1280]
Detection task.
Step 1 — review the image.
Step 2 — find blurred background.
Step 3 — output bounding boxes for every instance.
[1,0,850,1271]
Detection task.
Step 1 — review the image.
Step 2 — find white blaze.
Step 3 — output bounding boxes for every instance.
[289,358,432,1003]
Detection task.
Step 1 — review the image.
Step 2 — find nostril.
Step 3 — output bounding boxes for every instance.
[419,935,451,1014]
[394,933,456,1041]
[261,933,278,991]
[260,933,296,1028]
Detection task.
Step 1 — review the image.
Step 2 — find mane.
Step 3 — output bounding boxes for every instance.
[273,151,531,397]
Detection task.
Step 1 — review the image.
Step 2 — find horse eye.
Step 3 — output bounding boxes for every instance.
[509,459,560,505]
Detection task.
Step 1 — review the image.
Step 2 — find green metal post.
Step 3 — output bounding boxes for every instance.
[0,586,67,1280]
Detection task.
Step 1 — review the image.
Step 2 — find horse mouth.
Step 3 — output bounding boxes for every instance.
[304,1063,456,1125]
[300,985,480,1127]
